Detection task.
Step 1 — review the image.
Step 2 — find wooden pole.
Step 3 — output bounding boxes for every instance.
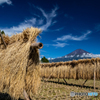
[92,60,96,92]
[82,79,87,87]
[0,30,7,48]
[63,78,67,84]
[94,64,96,92]
[30,42,43,49]
[45,72,53,82]
[44,69,54,82]
[23,89,30,100]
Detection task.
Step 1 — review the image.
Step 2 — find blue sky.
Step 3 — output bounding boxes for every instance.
[0,0,100,59]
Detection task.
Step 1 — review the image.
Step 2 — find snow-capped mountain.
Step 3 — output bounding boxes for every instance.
[49,49,100,62]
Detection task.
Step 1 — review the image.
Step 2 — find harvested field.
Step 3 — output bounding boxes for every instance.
[29,78,100,100]
[1,78,100,99]
[38,58,100,99]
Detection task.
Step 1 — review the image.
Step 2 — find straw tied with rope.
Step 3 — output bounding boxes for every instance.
[0,28,43,100]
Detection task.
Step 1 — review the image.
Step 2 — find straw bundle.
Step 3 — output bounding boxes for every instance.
[0,27,42,99]
[40,58,100,80]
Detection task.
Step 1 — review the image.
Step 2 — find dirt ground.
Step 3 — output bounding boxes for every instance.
[31,78,100,100]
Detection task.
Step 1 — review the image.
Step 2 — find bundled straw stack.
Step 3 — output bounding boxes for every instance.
[40,58,100,80]
[0,27,42,99]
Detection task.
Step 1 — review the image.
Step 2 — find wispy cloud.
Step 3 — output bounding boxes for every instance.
[44,30,91,48]
[47,27,64,32]
[0,0,12,5]
[1,18,35,36]
[30,4,64,31]
[44,42,68,48]
[36,5,60,31]
[1,17,42,36]
[0,5,63,36]
[54,30,92,42]
[52,42,68,48]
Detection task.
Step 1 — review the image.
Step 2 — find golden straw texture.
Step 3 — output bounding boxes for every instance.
[40,58,100,80]
[0,27,41,99]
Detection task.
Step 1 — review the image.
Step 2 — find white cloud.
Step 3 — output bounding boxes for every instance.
[48,27,64,32]
[1,22,32,36]
[0,0,12,5]
[51,58,54,59]
[44,42,68,48]
[0,5,63,36]
[1,17,39,36]
[36,5,59,31]
[33,14,40,18]
[52,42,68,48]
[49,30,91,48]
[52,21,57,25]
[25,18,36,24]
[55,30,92,42]
[47,58,51,60]
[47,58,54,60]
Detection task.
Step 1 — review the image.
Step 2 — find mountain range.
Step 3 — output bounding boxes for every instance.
[49,49,100,62]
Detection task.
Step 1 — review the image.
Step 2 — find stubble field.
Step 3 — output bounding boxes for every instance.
[31,78,100,100]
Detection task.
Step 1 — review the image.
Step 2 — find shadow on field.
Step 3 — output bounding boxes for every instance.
[42,80,99,90]
[0,92,24,100]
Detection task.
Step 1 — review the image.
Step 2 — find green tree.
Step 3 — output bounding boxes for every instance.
[41,56,49,63]
[0,30,5,35]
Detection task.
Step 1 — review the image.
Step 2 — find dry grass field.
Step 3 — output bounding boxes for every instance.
[31,78,100,100]
[0,78,99,100]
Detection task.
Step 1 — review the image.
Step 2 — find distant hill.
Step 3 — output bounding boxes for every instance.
[49,49,100,62]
